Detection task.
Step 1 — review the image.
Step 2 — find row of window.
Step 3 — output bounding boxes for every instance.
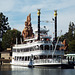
[13,45,61,52]
[14,55,60,61]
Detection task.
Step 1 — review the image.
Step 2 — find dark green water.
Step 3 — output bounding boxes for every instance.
[0,65,75,75]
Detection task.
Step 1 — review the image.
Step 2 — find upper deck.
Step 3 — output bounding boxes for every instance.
[13,26,64,54]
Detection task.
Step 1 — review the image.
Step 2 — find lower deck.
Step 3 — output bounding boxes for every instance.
[11,59,74,69]
[11,58,62,67]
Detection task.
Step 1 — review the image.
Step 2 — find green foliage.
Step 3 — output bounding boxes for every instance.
[0,12,11,40]
[69,40,75,53]
[60,22,75,53]
[0,12,11,51]
[2,29,22,50]
[0,41,3,51]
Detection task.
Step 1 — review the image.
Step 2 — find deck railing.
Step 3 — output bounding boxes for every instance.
[33,58,61,64]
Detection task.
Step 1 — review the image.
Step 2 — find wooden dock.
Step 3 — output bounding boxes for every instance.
[0,59,11,65]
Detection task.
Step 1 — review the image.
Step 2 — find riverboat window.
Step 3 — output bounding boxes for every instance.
[25,48,28,52]
[34,56,36,60]
[33,46,36,50]
[17,49,20,52]
[24,49,26,52]
[40,55,44,59]
[34,56,38,60]
[56,45,60,50]
[30,40,33,43]
[32,46,35,51]
[27,48,29,51]
[22,49,25,52]
[25,48,27,51]
[40,45,43,50]
[45,45,49,50]
[43,55,47,59]
[30,47,32,51]
[14,56,16,60]
[20,57,21,61]
[48,55,52,58]
[21,49,23,52]
[16,57,18,60]
[24,48,25,52]
[17,57,19,61]
[35,45,39,50]
[34,46,36,50]
[28,56,30,61]
[17,57,20,61]
[25,57,27,61]
[50,45,52,50]
[22,57,24,61]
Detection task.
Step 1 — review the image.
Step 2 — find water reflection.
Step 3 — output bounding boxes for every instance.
[11,66,62,75]
[0,65,75,75]
[0,65,11,71]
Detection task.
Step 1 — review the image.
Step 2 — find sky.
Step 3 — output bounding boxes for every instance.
[0,0,75,37]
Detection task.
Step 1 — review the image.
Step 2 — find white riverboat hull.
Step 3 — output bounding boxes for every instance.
[11,58,62,68]
[11,63,62,68]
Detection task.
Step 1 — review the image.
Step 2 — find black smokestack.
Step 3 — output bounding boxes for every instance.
[54,10,57,41]
[37,9,41,40]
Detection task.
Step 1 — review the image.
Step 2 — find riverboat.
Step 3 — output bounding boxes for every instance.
[11,27,64,67]
[11,10,64,67]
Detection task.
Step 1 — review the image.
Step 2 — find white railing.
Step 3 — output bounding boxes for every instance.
[33,59,61,64]
[13,50,64,57]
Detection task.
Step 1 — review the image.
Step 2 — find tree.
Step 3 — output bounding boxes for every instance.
[68,22,73,41]
[0,12,11,41]
[0,41,2,51]
[69,40,75,53]
[60,22,75,53]
[2,29,22,50]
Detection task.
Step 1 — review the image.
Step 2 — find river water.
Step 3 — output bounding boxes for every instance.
[0,65,75,75]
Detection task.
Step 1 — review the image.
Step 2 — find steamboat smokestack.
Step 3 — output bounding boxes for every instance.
[37,9,41,40]
[54,10,57,41]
